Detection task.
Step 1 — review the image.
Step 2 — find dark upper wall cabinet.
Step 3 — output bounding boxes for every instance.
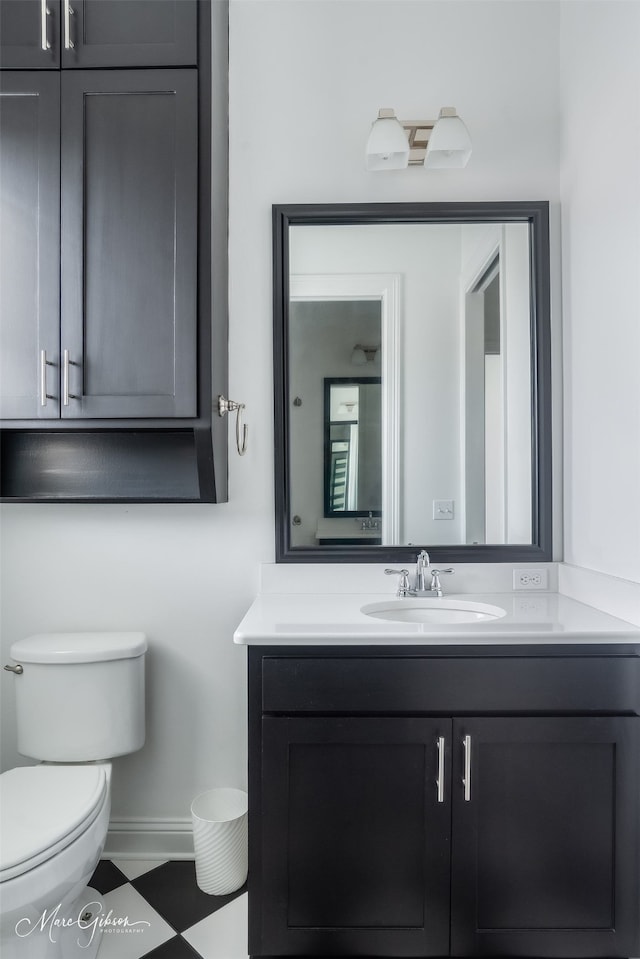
[61,0,197,69]
[0,69,197,420]
[0,0,229,502]
[0,0,197,69]
[0,0,61,68]
[61,69,198,418]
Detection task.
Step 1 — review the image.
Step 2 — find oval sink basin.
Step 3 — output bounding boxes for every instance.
[361,598,507,625]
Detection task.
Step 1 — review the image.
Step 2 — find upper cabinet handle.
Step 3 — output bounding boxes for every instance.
[462,734,472,802]
[62,349,70,405]
[41,0,52,51]
[436,736,446,803]
[40,350,56,406]
[62,349,80,405]
[64,0,75,49]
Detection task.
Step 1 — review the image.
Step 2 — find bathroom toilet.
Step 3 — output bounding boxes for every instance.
[0,632,147,959]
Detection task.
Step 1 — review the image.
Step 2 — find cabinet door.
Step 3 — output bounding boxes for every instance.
[0,0,60,68]
[60,0,197,68]
[259,717,451,957]
[451,717,640,957]
[60,69,197,418]
[0,72,60,419]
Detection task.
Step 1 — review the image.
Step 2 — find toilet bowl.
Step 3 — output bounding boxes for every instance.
[1,633,146,958]
[0,764,111,959]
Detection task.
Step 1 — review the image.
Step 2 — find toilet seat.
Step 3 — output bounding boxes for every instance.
[0,764,108,882]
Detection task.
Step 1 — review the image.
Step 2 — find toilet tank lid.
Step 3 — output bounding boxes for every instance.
[10,632,147,664]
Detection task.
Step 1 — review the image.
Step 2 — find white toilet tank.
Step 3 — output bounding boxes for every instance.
[9,632,147,762]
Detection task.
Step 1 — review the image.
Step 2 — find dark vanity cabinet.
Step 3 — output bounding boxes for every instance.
[249,647,640,959]
[0,0,197,69]
[0,0,228,501]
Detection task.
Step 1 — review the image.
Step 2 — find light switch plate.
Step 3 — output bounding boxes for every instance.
[433,499,454,520]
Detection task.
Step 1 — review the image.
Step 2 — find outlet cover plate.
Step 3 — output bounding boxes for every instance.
[513,568,549,590]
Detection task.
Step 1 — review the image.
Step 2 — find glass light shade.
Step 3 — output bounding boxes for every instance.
[365,109,410,171]
[424,108,472,169]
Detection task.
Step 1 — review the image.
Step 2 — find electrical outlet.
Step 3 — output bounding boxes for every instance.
[513,568,548,590]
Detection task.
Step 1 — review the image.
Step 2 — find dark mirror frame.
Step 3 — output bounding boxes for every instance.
[273,201,552,564]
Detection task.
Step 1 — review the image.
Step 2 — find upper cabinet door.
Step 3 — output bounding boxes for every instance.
[60,69,198,419]
[60,0,197,68]
[0,72,60,419]
[0,0,61,68]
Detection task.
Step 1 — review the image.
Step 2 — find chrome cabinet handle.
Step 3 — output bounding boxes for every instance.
[462,734,471,801]
[436,736,445,803]
[63,349,70,405]
[40,350,56,406]
[41,0,52,51]
[64,0,74,49]
[62,349,80,405]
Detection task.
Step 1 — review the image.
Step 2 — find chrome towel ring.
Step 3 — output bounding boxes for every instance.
[218,395,248,456]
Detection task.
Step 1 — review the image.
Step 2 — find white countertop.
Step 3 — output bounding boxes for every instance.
[233,592,640,646]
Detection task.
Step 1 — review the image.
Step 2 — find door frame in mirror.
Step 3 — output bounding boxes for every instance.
[273,201,552,564]
[290,271,400,544]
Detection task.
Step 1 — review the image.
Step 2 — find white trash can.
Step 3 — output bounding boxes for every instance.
[191,787,248,895]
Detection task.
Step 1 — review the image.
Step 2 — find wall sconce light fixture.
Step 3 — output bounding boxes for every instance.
[365,106,472,171]
[351,344,381,365]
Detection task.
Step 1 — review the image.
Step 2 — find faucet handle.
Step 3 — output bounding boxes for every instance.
[384,568,412,597]
[430,568,454,596]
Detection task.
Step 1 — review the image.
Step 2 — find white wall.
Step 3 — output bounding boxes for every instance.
[0,0,563,830]
[559,0,640,589]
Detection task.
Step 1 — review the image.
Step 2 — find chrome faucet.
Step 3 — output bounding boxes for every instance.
[416,550,430,591]
[385,556,455,597]
[360,512,380,532]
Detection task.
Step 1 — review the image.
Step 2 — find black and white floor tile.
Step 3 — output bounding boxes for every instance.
[88,860,247,959]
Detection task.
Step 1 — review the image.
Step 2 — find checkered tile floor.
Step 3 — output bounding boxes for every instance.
[88,860,247,958]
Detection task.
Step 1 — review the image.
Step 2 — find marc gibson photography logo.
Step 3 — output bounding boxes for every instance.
[15,900,151,948]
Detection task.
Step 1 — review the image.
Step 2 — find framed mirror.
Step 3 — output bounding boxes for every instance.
[273,202,552,563]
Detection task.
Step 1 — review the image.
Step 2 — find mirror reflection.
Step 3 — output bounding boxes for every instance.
[324,376,382,526]
[288,221,532,549]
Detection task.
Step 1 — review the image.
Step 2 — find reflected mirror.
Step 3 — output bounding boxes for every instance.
[273,202,552,563]
[324,377,382,532]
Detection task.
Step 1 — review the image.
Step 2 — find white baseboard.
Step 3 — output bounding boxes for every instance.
[104,818,195,860]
